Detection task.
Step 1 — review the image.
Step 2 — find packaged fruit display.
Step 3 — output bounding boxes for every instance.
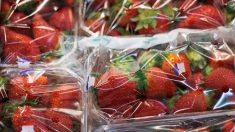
[82,0,235,36]
[0,0,77,65]
[0,68,82,131]
[86,31,235,126]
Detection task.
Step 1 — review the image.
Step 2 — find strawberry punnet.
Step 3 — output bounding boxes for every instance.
[95,70,137,109]
[133,99,167,118]
[1,27,41,64]
[178,5,225,29]
[49,7,75,31]
[144,67,177,98]
[32,14,61,52]
[173,90,208,114]
[205,67,235,92]
[12,106,49,132]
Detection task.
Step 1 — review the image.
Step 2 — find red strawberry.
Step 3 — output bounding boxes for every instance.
[12,106,49,132]
[209,55,234,70]
[8,76,48,101]
[95,70,137,109]
[118,9,138,27]
[205,67,235,92]
[162,53,192,80]
[144,67,177,98]
[9,12,32,36]
[49,7,74,31]
[107,29,121,36]
[224,120,235,132]
[186,73,204,89]
[178,5,225,29]
[133,99,167,118]
[173,90,208,114]
[1,27,40,64]
[45,110,73,132]
[49,84,81,109]
[32,14,61,52]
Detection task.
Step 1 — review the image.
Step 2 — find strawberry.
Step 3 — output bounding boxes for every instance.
[143,67,177,98]
[1,1,12,12]
[118,9,138,27]
[173,90,208,114]
[132,99,167,118]
[161,53,192,80]
[49,7,74,31]
[32,14,61,52]
[178,5,225,29]
[95,70,137,109]
[8,76,48,101]
[12,106,49,132]
[1,27,40,64]
[186,73,204,89]
[208,54,234,70]
[44,110,73,132]
[132,9,170,35]
[49,84,81,109]
[223,120,235,132]
[9,12,32,36]
[205,67,235,92]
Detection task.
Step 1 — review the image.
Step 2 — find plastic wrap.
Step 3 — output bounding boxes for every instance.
[0,67,83,132]
[0,0,78,66]
[81,0,235,36]
[85,29,235,131]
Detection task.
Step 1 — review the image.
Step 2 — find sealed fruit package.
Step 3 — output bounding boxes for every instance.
[0,68,83,131]
[86,31,235,126]
[0,0,77,65]
[82,0,235,36]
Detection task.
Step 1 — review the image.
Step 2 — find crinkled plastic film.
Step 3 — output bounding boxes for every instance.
[81,0,235,36]
[0,67,83,132]
[0,0,78,66]
[85,30,235,131]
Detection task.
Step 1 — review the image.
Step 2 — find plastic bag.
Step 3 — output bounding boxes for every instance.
[0,0,77,65]
[86,29,235,127]
[96,112,235,132]
[81,0,235,36]
[0,68,83,132]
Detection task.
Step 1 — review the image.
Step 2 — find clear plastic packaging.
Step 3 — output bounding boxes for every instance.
[0,67,83,132]
[84,29,235,131]
[81,0,235,36]
[0,0,78,66]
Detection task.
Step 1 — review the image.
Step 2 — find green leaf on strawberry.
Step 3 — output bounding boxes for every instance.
[135,70,147,91]
[186,48,207,71]
[16,1,38,15]
[203,65,214,76]
[167,95,180,110]
[161,5,176,20]
[87,12,102,20]
[131,9,159,31]
[224,2,235,24]
[111,53,137,72]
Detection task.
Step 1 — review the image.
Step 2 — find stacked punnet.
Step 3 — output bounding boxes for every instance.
[82,0,235,36]
[0,0,76,65]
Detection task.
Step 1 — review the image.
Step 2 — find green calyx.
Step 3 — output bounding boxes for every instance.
[186,49,207,71]
[161,5,176,20]
[203,65,214,76]
[139,51,169,69]
[16,1,38,15]
[134,70,147,91]
[167,95,180,110]
[204,90,216,109]
[111,53,136,72]
[87,12,101,20]
[131,9,159,31]
[224,2,235,23]
[41,50,63,60]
